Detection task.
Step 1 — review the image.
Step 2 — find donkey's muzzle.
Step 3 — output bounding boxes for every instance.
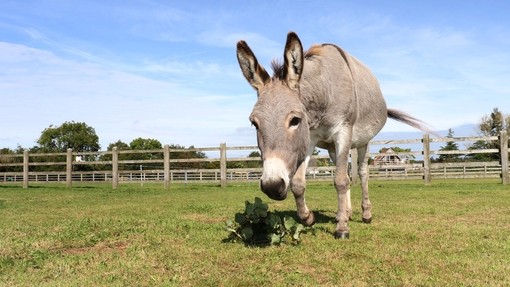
[260,178,288,200]
[260,157,290,201]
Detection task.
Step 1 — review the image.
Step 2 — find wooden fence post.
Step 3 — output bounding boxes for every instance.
[23,150,29,189]
[500,131,509,185]
[220,143,227,188]
[112,147,119,189]
[422,134,431,185]
[350,148,358,184]
[164,144,170,189]
[66,148,72,188]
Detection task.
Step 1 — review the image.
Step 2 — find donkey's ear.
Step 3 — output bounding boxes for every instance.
[283,32,304,90]
[236,41,270,92]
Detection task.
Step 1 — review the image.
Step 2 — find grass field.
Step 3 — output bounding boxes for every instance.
[1,179,509,286]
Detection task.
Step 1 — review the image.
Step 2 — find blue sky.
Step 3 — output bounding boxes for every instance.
[1,0,509,150]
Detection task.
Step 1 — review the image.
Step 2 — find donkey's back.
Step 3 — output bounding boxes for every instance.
[300,43,388,149]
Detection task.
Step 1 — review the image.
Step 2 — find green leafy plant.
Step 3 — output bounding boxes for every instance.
[224,197,309,245]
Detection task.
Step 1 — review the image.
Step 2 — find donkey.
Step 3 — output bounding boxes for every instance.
[236,32,429,239]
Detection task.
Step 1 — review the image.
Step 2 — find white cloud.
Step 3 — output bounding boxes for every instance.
[112,4,196,43]
[0,41,59,63]
[341,22,510,133]
[1,1,509,151]
[0,41,253,149]
[197,30,283,60]
[24,28,116,66]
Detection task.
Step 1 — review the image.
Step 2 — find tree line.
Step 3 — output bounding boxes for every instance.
[367,107,510,164]
[0,122,212,172]
[1,107,509,173]
[436,107,510,162]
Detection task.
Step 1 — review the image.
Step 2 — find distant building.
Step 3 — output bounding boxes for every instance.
[373,148,409,165]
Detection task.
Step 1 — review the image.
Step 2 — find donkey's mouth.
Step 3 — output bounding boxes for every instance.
[260,178,288,201]
[260,157,291,200]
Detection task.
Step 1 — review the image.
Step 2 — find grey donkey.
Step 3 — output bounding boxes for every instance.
[236,32,431,238]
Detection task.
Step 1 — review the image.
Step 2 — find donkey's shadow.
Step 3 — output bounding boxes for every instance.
[271,209,336,236]
[272,209,368,235]
[272,209,335,224]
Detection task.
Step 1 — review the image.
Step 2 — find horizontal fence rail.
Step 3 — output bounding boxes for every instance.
[0,132,508,188]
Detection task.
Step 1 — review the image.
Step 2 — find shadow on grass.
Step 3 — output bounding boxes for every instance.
[274,209,372,225]
[272,209,337,224]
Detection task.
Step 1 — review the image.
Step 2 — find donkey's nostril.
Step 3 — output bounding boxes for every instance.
[260,178,287,200]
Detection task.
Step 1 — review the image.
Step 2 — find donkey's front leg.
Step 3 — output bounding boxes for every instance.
[290,156,315,226]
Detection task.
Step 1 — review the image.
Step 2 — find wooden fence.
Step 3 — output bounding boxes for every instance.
[0,132,508,188]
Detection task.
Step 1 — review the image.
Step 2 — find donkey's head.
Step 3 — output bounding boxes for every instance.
[236,32,310,200]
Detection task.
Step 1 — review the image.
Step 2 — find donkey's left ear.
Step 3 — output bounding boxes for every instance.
[283,32,304,90]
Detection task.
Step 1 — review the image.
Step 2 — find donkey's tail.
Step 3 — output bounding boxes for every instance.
[387,108,438,136]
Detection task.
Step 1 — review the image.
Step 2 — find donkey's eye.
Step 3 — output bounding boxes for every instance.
[289,117,301,128]
[251,121,259,130]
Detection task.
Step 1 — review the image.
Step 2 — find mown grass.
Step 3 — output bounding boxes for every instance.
[1,179,509,286]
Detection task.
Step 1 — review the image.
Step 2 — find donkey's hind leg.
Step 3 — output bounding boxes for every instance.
[357,144,372,223]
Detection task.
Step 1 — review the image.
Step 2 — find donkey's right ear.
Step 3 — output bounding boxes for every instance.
[236,41,270,92]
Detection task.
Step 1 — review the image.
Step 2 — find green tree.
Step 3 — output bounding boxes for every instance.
[245,151,262,169]
[107,140,130,152]
[34,122,99,171]
[126,138,163,170]
[478,108,509,137]
[438,128,461,162]
[168,144,207,169]
[100,140,209,170]
[99,140,132,170]
[37,121,100,153]
[0,147,22,173]
[307,148,334,167]
[468,108,510,161]
[248,151,261,157]
[129,138,162,151]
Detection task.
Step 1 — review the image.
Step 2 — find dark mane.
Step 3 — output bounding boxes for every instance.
[270,45,323,80]
[270,59,285,80]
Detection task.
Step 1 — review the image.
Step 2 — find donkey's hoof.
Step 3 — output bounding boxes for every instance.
[362,217,372,224]
[334,231,350,239]
[301,211,315,227]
